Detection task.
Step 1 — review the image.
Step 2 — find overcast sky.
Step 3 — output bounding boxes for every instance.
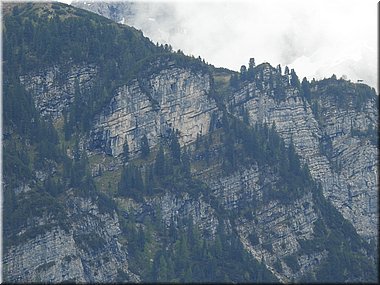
[60,0,377,90]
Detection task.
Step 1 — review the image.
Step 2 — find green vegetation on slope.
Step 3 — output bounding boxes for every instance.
[2,2,377,283]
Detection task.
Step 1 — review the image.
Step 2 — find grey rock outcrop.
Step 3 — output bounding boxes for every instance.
[119,191,219,239]
[227,63,378,242]
[20,64,97,119]
[91,63,217,156]
[3,193,137,283]
[204,164,320,282]
[5,2,378,283]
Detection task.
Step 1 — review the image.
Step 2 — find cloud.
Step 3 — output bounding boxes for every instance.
[123,0,377,90]
[68,0,378,90]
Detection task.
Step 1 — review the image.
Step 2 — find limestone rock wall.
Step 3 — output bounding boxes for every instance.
[3,194,137,283]
[20,64,97,119]
[312,85,378,240]
[204,164,320,282]
[152,192,219,236]
[91,65,217,156]
[13,58,377,282]
[228,64,378,241]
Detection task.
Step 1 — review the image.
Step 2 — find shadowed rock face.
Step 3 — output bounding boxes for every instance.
[20,65,98,119]
[3,193,139,283]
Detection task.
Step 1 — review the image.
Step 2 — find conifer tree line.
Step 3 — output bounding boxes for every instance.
[118,129,192,200]
[230,57,304,93]
[3,3,378,283]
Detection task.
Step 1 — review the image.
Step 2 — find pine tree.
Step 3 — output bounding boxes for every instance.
[248,58,255,80]
[154,145,165,177]
[157,255,168,281]
[276,64,282,75]
[284,66,290,75]
[123,139,130,164]
[223,134,235,172]
[140,134,150,158]
[290,69,300,88]
[240,65,247,81]
[137,226,146,250]
[229,74,239,89]
[181,149,191,176]
[145,166,155,195]
[301,77,311,102]
[63,109,72,140]
[169,130,181,165]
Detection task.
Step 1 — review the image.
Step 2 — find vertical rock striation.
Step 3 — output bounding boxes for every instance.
[91,63,217,156]
[19,64,97,119]
[227,63,378,242]
[3,193,138,283]
[204,164,320,282]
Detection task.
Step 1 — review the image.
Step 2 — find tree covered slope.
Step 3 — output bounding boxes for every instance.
[2,2,378,283]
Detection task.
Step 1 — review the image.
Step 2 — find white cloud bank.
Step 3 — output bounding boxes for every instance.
[125,0,377,90]
[64,0,377,90]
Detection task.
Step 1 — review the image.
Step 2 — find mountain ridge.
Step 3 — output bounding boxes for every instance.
[2,2,378,283]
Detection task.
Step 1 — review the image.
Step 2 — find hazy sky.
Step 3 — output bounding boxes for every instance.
[58,0,378,90]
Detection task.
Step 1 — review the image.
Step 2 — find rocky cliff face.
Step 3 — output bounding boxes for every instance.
[12,58,377,283]
[106,161,322,282]
[19,60,217,158]
[3,192,138,283]
[119,190,219,239]
[201,163,319,282]
[226,63,378,242]
[19,64,97,119]
[90,61,217,156]
[311,81,378,241]
[4,2,378,283]
[11,59,377,283]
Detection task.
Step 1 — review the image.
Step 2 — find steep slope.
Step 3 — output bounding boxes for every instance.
[225,64,378,242]
[3,191,139,283]
[71,1,378,242]
[71,0,177,44]
[90,55,216,156]
[2,2,162,282]
[2,2,378,283]
[309,78,378,240]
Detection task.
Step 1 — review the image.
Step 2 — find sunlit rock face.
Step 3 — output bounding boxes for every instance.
[90,63,217,157]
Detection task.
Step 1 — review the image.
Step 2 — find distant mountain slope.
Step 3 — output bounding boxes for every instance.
[71,1,178,45]
[2,2,378,283]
